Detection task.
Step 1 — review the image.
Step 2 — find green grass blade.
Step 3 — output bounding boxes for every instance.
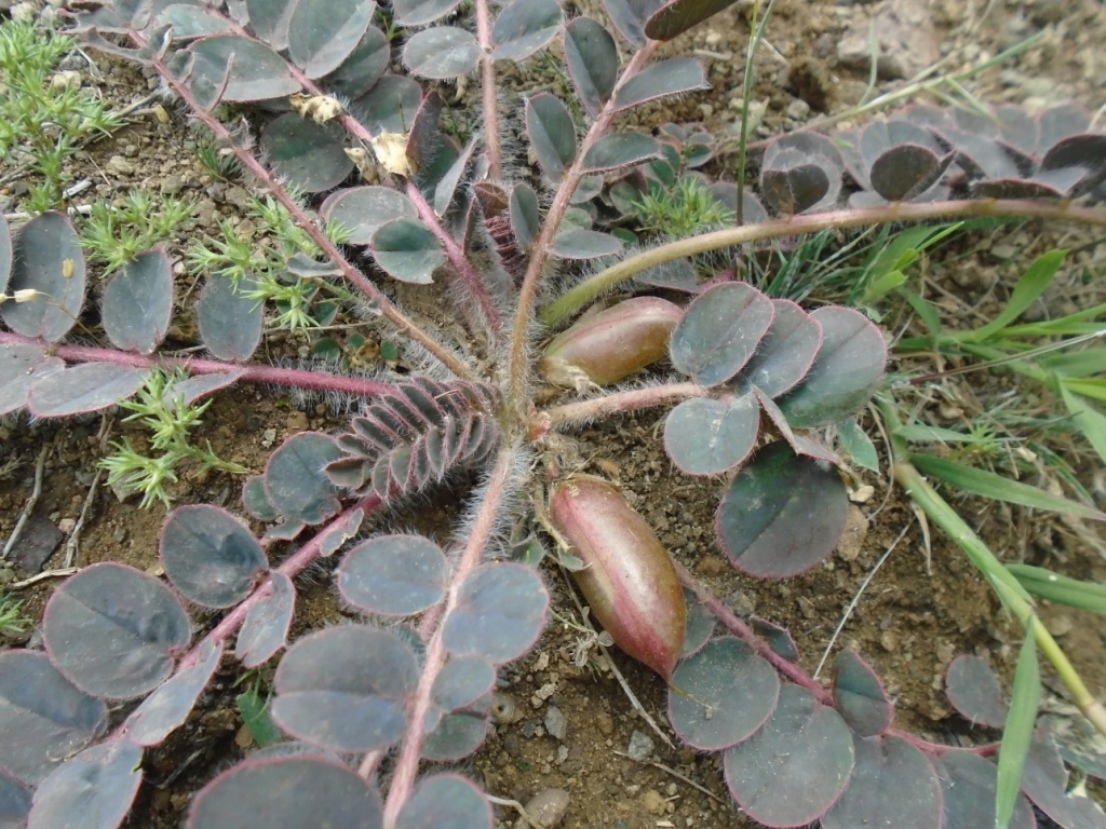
[1039,347,1106,378]
[1059,383,1106,466]
[995,628,1040,829]
[1007,564,1106,614]
[962,249,1066,343]
[901,288,943,337]
[910,453,1106,522]
[894,424,984,444]
[1061,377,1106,403]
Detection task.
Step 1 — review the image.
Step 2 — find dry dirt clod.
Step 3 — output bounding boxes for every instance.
[518,788,570,829]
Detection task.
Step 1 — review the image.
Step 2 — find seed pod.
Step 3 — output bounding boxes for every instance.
[549,477,686,680]
[541,297,683,387]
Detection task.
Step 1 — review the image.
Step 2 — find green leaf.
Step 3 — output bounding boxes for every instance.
[563,16,617,118]
[910,453,1106,522]
[962,249,1067,343]
[1006,564,1106,614]
[525,93,576,182]
[644,0,741,41]
[901,288,943,338]
[581,133,661,173]
[1059,383,1106,466]
[995,630,1040,829]
[838,417,879,471]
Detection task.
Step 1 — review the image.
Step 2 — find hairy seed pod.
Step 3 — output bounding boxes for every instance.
[541,297,683,387]
[550,477,686,679]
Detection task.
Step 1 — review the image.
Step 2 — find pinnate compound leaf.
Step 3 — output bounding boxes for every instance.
[28,363,146,418]
[371,218,446,284]
[161,505,268,608]
[613,57,708,111]
[491,0,562,61]
[43,563,191,700]
[395,774,492,829]
[125,641,222,747]
[717,442,849,578]
[338,534,448,616]
[393,0,462,25]
[738,300,822,398]
[644,0,741,40]
[432,657,496,713]
[581,133,662,173]
[833,649,892,737]
[197,274,263,362]
[187,756,383,829]
[101,248,173,355]
[724,684,855,828]
[442,563,549,664]
[526,93,577,181]
[0,344,63,416]
[668,637,779,750]
[1,212,85,343]
[28,738,142,829]
[271,626,418,753]
[935,751,1036,829]
[288,0,374,79]
[261,114,353,193]
[188,35,300,102]
[236,572,296,668]
[404,27,480,80]
[0,651,107,785]
[669,282,775,387]
[776,306,886,428]
[321,187,418,246]
[821,735,942,829]
[0,769,30,825]
[945,654,1008,728]
[869,144,953,202]
[564,17,618,118]
[264,432,344,527]
[663,393,760,476]
[1021,732,1106,829]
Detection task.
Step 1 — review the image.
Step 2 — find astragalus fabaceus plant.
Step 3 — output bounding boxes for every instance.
[1,0,1106,827]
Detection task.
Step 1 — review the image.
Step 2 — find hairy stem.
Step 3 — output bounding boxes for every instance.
[381,443,520,826]
[507,42,659,414]
[541,199,1106,327]
[0,331,400,398]
[544,382,704,427]
[473,0,502,179]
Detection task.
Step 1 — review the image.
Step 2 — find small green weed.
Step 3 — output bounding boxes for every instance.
[0,591,31,637]
[100,368,249,509]
[80,191,196,274]
[0,18,124,213]
[631,176,735,240]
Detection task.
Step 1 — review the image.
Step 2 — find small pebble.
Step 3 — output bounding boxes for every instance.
[519,789,570,828]
[544,706,567,741]
[627,730,654,762]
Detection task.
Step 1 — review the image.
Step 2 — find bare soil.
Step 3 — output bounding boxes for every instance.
[1,1,1105,827]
